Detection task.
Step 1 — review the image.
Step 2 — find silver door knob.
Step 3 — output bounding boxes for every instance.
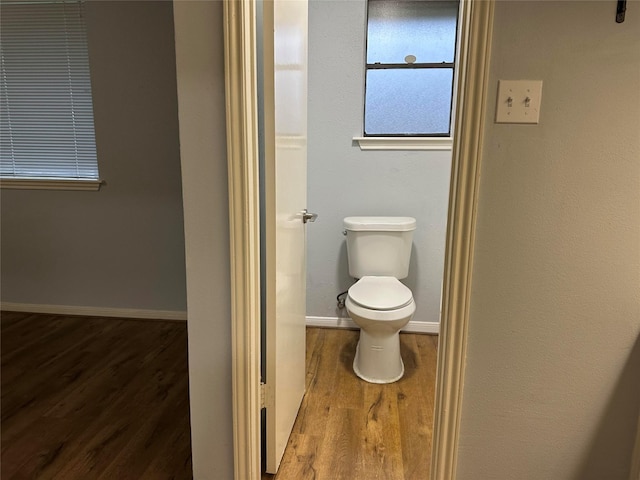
[302,209,318,224]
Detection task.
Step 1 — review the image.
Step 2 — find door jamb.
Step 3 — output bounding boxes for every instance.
[223,1,262,479]
[223,1,495,479]
[431,1,495,478]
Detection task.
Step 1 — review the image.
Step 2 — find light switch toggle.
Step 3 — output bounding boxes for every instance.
[495,80,543,124]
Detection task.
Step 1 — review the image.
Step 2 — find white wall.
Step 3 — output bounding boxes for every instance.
[457,2,640,479]
[173,1,234,479]
[0,1,186,314]
[306,0,452,326]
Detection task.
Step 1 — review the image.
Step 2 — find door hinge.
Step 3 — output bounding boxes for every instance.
[260,382,273,410]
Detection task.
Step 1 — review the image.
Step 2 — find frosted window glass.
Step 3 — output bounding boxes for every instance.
[365,69,453,135]
[367,1,458,64]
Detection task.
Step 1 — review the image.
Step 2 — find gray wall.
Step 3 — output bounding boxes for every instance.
[173,2,233,479]
[0,1,186,313]
[457,2,640,479]
[306,0,452,325]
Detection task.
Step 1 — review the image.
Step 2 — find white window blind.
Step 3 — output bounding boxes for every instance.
[0,0,99,181]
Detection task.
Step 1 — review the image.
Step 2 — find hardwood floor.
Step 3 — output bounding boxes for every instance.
[264,327,438,480]
[1,311,192,480]
[2,314,436,480]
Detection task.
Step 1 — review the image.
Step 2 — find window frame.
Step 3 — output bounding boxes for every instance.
[356,0,461,150]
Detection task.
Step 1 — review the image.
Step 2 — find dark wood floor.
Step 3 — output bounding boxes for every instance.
[264,327,438,480]
[1,311,192,480]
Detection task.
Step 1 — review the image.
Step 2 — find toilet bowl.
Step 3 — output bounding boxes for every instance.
[346,276,416,384]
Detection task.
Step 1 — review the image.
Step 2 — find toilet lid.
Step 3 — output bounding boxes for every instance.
[348,276,413,311]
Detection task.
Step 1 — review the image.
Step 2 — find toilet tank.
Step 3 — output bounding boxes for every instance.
[344,216,416,279]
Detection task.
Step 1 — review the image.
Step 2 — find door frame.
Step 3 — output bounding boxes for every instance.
[224,1,262,479]
[223,1,495,479]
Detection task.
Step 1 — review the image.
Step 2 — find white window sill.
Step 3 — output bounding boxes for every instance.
[0,177,103,191]
[353,136,453,151]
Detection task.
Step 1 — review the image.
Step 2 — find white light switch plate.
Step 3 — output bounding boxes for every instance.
[495,80,543,124]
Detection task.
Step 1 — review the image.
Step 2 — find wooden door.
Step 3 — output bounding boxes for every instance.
[262,0,309,474]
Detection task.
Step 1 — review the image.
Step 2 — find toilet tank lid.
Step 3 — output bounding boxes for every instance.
[344,216,416,232]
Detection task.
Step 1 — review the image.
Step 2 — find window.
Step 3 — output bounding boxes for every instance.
[0,0,100,190]
[364,0,459,137]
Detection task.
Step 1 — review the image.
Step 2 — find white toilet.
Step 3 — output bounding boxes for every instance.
[343,216,416,384]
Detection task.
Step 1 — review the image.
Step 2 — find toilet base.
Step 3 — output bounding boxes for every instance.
[353,330,404,384]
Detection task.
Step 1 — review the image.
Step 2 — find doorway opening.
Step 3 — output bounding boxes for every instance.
[223,1,496,479]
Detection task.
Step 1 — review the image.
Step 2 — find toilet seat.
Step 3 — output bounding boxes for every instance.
[348,276,413,311]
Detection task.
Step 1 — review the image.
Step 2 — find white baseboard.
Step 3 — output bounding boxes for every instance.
[0,302,187,321]
[306,315,439,335]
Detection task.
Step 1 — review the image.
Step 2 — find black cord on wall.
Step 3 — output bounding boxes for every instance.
[336,290,349,309]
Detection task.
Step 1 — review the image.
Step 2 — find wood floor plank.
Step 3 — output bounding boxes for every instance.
[1,319,173,451]
[272,433,323,480]
[291,328,341,438]
[396,334,435,480]
[1,311,192,480]
[140,407,193,480]
[42,352,189,478]
[1,317,129,421]
[315,406,366,480]
[266,327,437,480]
[333,330,365,410]
[0,416,73,479]
[94,374,191,480]
[361,384,405,480]
[5,317,436,480]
